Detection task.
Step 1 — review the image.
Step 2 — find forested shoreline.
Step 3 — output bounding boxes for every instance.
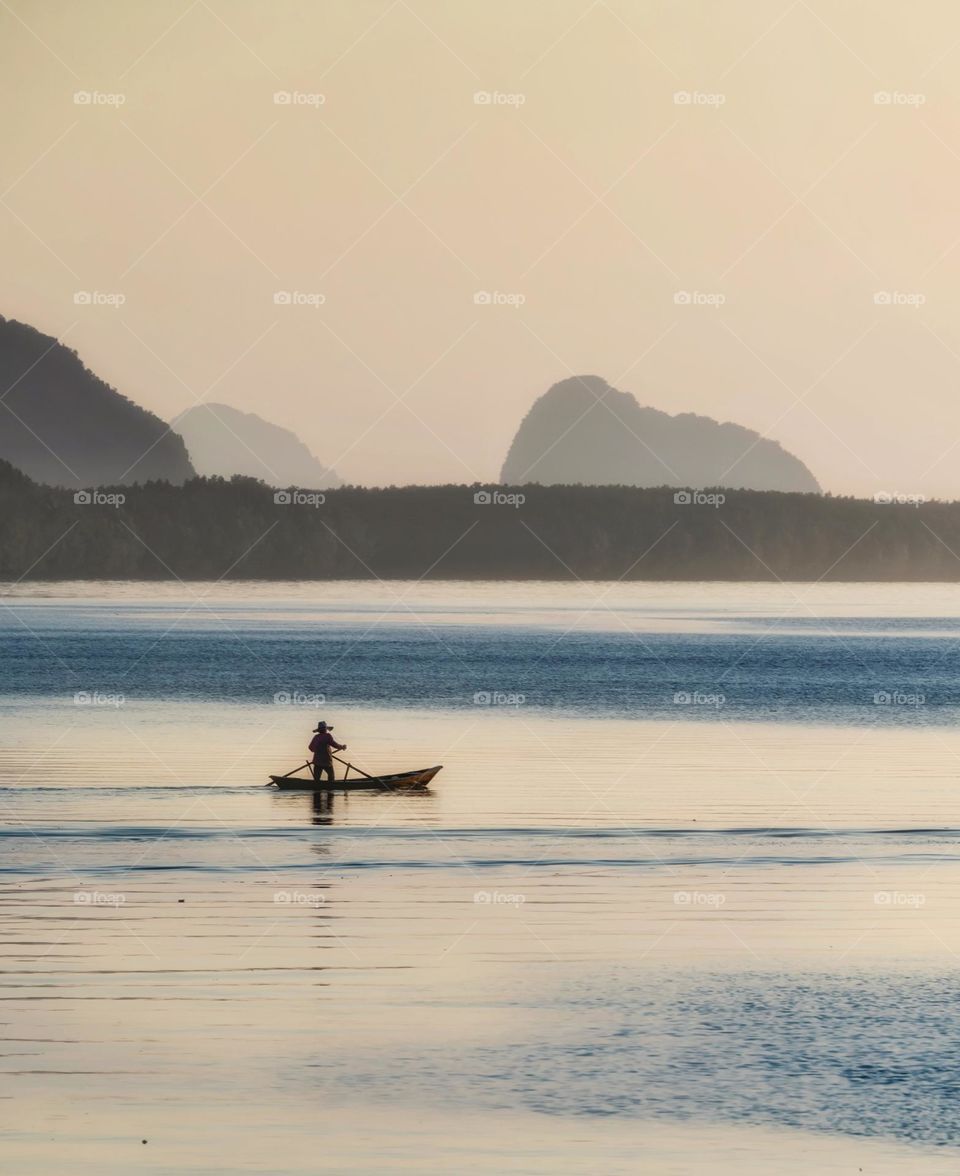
[2,459,959,581]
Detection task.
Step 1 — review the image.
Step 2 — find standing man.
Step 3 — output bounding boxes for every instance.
[309,721,346,786]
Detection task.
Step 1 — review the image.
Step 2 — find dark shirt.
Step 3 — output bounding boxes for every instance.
[309,732,342,761]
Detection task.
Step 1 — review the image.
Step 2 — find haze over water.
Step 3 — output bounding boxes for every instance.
[5,581,960,1173]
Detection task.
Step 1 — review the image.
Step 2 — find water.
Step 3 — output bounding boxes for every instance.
[4,580,959,722]
[4,581,960,1173]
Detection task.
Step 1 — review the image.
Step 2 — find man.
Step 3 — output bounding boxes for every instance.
[308,721,346,785]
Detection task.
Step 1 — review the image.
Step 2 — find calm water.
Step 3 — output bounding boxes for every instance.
[4,581,960,1173]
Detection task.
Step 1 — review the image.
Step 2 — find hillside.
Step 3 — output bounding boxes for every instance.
[501,375,819,493]
[172,403,340,489]
[0,317,194,487]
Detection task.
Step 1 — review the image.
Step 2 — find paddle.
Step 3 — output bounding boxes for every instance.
[277,761,312,779]
[269,754,378,787]
[332,752,375,781]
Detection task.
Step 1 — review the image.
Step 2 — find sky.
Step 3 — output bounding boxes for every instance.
[4,0,960,495]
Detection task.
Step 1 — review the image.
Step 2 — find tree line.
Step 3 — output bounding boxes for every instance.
[3,459,960,581]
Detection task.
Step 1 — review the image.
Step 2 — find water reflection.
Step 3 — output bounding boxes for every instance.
[269,786,437,826]
[311,790,334,824]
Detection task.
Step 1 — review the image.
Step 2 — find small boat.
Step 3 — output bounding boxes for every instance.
[269,765,442,791]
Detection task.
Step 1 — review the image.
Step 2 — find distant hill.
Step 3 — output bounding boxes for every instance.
[0,317,194,487]
[172,403,341,489]
[501,375,819,493]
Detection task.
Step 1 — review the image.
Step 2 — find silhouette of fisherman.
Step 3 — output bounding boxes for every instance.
[308,721,346,786]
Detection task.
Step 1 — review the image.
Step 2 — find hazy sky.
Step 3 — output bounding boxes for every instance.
[5,0,960,494]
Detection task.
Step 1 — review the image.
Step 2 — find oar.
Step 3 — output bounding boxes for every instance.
[330,756,404,792]
[332,753,375,781]
[276,761,312,779]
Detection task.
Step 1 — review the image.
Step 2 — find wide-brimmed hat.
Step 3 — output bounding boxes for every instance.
[313,721,333,732]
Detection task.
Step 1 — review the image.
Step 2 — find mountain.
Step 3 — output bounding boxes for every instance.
[500,375,820,493]
[172,403,341,489]
[0,317,194,487]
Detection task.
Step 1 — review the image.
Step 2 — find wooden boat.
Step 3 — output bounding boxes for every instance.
[269,765,442,791]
